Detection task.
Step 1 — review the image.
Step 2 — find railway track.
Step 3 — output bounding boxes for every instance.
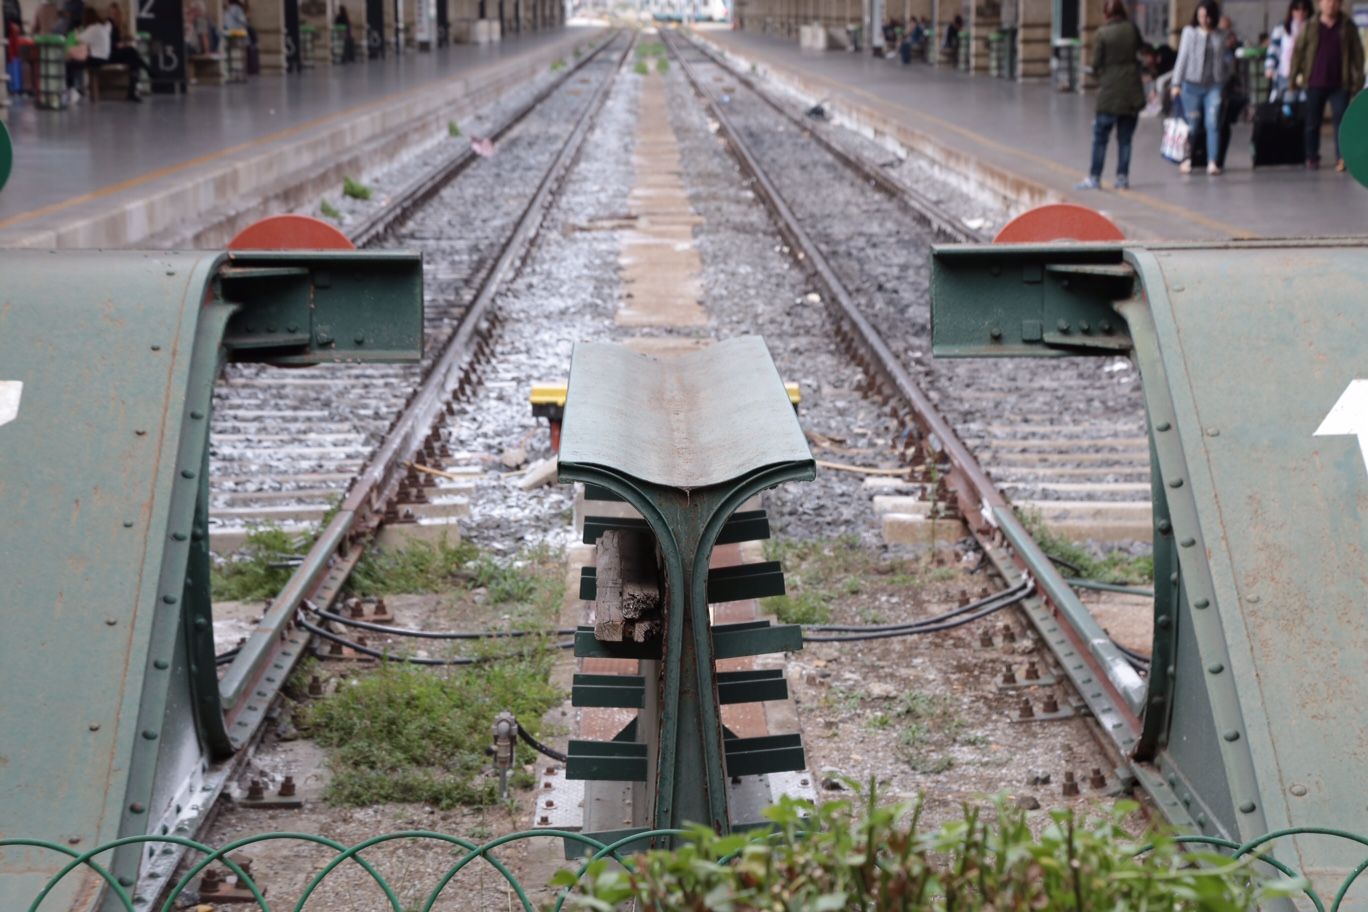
[207,33,627,550]
[123,29,636,908]
[661,27,1150,773]
[671,32,1153,544]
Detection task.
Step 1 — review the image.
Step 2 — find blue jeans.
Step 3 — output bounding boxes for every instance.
[1304,86,1350,162]
[1180,81,1223,164]
[1089,113,1139,179]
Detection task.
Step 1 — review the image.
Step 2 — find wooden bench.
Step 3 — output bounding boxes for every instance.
[189,53,225,84]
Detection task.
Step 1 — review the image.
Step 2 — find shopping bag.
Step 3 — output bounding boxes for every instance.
[1161,96,1189,163]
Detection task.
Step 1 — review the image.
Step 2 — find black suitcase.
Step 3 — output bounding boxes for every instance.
[1252,101,1306,166]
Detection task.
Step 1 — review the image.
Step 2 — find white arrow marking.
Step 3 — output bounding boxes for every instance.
[1315,379,1368,476]
[0,381,21,428]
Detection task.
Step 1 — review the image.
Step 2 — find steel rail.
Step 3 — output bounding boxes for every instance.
[222,29,634,740]
[348,31,620,247]
[134,31,634,912]
[662,31,1145,767]
[673,30,986,245]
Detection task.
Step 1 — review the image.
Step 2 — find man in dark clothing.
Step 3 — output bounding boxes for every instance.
[1291,0,1365,169]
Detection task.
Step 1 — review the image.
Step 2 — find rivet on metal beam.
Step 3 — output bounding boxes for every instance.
[1194,598,1210,609]
[1239,801,1257,813]
[1223,730,1241,742]
[1168,478,1184,488]
[154,660,169,670]
[1179,537,1195,548]
[142,730,158,740]
[162,595,178,604]
[1207,663,1223,674]
[1155,421,1171,432]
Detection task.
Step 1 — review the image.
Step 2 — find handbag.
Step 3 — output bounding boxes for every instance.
[1161,96,1189,163]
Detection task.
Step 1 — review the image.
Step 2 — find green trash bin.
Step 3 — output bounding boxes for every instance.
[1052,37,1082,92]
[300,24,316,68]
[1237,46,1267,106]
[35,35,66,110]
[988,30,1005,77]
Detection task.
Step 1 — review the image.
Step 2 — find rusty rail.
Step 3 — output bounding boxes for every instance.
[662,29,1145,764]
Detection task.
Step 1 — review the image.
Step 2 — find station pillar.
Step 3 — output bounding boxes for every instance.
[1015,0,1050,77]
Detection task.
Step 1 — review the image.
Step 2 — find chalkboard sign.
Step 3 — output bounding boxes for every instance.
[284,0,302,70]
[137,0,186,92]
[366,0,384,57]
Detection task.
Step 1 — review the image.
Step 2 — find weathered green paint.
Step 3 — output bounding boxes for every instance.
[0,249,421,912]
[931,239,1368,902]
[717,668,789,705]
[0,119,12,193]
[582,510,770,546]
[1339,92,1368,190]
[558,337,814,835]
[579,561,786,603]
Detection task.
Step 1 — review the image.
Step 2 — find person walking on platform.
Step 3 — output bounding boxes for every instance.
[1267,0,1311,98]
[1077,0,1145,189]
[1291,0,1364,170]
[1171,0,1231,175]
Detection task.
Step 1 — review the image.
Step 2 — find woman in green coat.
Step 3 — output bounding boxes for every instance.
[1077,0,1147,189]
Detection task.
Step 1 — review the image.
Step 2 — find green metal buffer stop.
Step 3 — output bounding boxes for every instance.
[0,249,422,912]
[932,239,1368,902]
[557,336,815,845]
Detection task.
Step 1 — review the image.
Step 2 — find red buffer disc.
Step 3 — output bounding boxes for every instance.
[228,214,355,250]
[993,203,1125,244]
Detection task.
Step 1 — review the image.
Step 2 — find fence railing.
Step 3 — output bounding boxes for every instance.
[1,827,684,912]
[7,824,1368,911]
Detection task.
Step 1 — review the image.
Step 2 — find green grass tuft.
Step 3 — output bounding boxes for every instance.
[655,56,668,74]
[348,536,479,596]
[301,657,560,808]
[319,198,341,221]
[550,57,567,71]
[342,176,373,200]
[633,60,650,76]
[212,525,314,602]
[1019,507,1154,584]
[447,120,461,137]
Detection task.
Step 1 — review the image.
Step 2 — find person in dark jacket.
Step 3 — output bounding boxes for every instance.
[1291,0,1365,169]
[1077,0,1146,189]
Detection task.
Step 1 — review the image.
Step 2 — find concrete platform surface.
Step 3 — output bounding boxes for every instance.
[701,26,1368,240]
[0,27,600,247]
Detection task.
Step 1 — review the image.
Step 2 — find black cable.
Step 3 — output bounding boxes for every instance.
[297,614,574,666]
[215,648,240,666]
[802,579,1031,633]
[516,723,568,763]
[801,591,1028,643]
[303,599,575,640]
[1043,552,1085,576]
[1112,639,1152,667]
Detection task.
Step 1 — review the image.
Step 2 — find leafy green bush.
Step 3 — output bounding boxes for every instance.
[559,788,1303,910]
[301,657,560,808]
[319,198,342,221]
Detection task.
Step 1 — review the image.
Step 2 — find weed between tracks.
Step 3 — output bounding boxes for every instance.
[300,654,559,809]
[1019,509,1154,585]
[761,535,958,626]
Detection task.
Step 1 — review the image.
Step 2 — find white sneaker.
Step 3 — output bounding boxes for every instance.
[1179,158,1192,174]
[1207,162,1222,176]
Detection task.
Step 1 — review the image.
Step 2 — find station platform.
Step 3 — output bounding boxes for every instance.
[699,26,1368,240]
[0,27,600,248]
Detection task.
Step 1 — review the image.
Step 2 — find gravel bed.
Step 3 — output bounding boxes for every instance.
[678,41,1151,512]
[207,37,629,544]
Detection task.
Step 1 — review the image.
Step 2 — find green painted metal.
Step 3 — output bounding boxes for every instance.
[582,509,770,546]
[0,249,422,912]
[1339,92,1368,190]
[930,239,1368,902]
[0,119,12,193]
[571,674,646,708]
[717,668,789,704]
[558,336,815,835]
[580,561,786,603]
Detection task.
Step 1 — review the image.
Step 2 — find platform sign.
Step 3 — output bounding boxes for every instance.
[137,0,186,92]
[284,0,303,70]
[366,0,384,57]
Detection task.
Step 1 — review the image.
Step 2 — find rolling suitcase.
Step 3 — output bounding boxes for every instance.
[1252,100,1306,166]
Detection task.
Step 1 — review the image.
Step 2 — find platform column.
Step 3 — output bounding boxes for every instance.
[970,0,997,72]
[1014,0,1049,76]
[1167,0,1194,45]
[1078,0,1102,87]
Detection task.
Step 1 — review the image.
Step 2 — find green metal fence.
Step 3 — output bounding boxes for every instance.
[1,827,683,912]
[7,825,1368,911]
